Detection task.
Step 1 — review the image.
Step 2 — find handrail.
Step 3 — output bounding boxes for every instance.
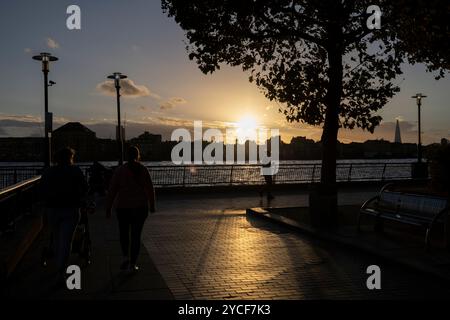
[0,161,418,190]
[0,160,418,169]
[0,175,42,235]
[0,176,41,201]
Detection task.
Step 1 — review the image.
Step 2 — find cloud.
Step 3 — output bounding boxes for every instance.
[159,97,187,110]
[131,45,141,52]
[1,112,447,145]
[0,113,69,126]
[46,37,60,49]
[24,48,32,54]
[96,79,158,98]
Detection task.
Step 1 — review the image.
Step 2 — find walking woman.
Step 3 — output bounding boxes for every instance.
[105,146,156,271]
[41,147,88,278]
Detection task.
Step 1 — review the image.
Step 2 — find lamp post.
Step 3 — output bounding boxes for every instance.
[411,93,427,163]
[107,72,127,166]
[32,52,58,168]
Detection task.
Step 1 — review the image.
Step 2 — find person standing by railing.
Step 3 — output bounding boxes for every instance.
[40,147,88,282]
[105,146,156,272]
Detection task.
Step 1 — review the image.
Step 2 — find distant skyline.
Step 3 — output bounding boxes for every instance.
[0,0,449,144]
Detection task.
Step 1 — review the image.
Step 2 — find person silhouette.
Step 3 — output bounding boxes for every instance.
[88,161,107,196]
[40,147,88,280]
[105,146,156,271]
[260,151,275,201]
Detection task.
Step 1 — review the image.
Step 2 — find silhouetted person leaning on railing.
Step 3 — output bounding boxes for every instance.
[40,147,88,281]
[105,146,156,272]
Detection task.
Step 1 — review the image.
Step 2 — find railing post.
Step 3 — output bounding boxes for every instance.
[311,164,316,183]
[13,168,18,184]
[381,163,387,181]
[229,165,234,185]
[182,165,186,187]
[347,164,353,182]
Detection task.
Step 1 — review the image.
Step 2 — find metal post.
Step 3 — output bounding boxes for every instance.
[230,165,234,185]
[43,68,51,168]
[417,99,422,163]
[116,85,123,166]
[33,53,58,168]
[381,163,387,181]
[311,164,316,183]
[108,72,127,166]
[412,93,426,163]
[347,164,353,182]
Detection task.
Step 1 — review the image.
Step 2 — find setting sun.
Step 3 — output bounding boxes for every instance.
[235,115,259,143]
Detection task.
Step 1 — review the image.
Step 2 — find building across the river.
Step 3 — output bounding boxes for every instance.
[0,121,437,162]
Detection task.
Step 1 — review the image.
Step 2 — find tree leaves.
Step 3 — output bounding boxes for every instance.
[162,0,447,131]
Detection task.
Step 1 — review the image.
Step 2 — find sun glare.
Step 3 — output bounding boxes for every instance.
[236,115,258,131]
[235,115,259,143]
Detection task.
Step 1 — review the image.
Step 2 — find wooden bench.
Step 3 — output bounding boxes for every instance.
[358,183,450,249]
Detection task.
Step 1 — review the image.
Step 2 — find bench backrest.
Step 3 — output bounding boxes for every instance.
[379,191,448,219]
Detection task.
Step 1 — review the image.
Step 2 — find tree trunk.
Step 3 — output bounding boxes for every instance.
[321,45,342,186]
[309,21,343,228]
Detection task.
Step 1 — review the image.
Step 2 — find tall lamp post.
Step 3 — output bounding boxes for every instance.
[107,72,127,166]
[411,93,427,163]
[32,52,58,168]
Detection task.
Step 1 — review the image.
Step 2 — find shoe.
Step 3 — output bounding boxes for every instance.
[120,259,130,270]
[130,265,139,272]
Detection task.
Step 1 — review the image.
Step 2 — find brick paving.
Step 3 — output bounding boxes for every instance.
[144,187,450,300]
[3,196,173,300]
[5,185,450,300]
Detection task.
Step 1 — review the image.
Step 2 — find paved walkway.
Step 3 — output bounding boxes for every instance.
[144,186,450,299]
[5,185,450,299]
[4,196,173,300]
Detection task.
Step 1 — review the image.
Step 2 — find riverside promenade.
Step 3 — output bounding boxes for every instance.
[4,185,450,299]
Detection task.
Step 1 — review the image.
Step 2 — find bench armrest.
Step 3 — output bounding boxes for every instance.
[426,205,450,249]
[360,195,380,212]
[379,182,394,194]
[358,194,380,230]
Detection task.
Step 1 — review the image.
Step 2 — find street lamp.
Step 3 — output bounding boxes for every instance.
[107,72,127,166]
[411,93,427,163]
[32,52,58,168]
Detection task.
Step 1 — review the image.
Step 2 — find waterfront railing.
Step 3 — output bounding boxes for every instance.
[0,162,416,190]
[0,177,41,234]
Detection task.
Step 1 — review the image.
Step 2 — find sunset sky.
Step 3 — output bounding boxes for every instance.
[0,0,449,144]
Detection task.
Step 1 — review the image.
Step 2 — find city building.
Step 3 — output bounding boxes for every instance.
[52,122,97,162]
[128,131,162,160]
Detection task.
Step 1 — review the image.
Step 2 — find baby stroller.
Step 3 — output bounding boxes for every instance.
[41,198,95,267]
[71,202,94,265]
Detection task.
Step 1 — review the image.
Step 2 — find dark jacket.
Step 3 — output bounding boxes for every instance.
[40,165,88,208]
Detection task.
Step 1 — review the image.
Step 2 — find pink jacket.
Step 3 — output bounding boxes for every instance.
[106,162,155,210]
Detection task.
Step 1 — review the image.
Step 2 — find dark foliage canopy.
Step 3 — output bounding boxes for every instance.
[162,0,448,133]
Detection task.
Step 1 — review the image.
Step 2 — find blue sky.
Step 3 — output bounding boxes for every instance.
[0,0,449,144]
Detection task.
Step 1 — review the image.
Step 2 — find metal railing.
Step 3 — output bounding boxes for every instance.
[0,161,415,190]
[0,166,92,190]
[0,176,41,234]
[145,162,414,187]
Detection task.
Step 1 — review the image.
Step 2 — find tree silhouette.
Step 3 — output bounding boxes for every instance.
[162,0,448,223]
[387,0,449,79]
